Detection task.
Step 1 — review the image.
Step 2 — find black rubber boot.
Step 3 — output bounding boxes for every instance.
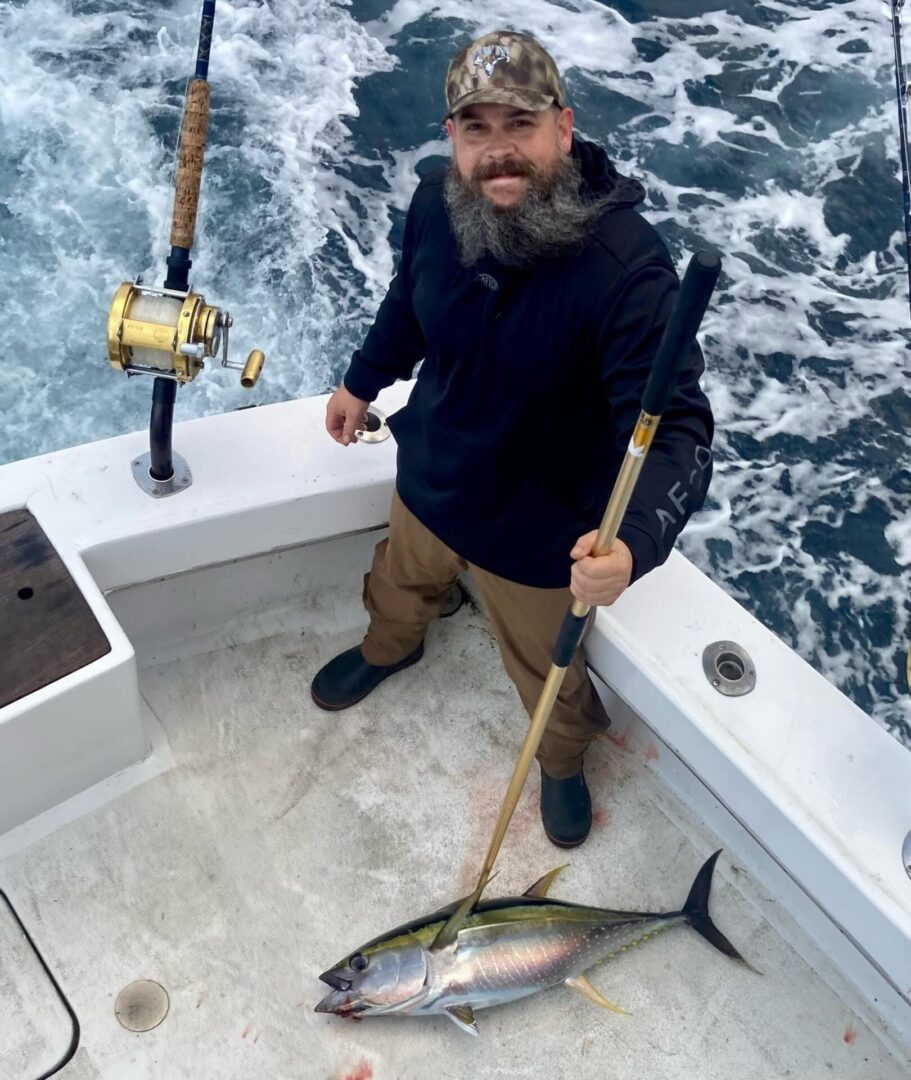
[540,765,592,848]
[310,642,424,711]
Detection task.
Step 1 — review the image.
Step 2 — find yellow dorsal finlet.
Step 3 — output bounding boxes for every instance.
[523,864,570,899]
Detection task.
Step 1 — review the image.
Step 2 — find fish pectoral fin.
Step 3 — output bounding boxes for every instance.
[523,864,570,898]
[565,974,629,1017]
[431,888,479,952]
[445,1003,479,1037]
[431,874,495,952]
[431,871,501,953]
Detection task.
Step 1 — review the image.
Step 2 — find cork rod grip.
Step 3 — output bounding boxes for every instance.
[170,79,211,250]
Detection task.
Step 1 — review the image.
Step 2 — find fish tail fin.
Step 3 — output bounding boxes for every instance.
[682,850,757,972]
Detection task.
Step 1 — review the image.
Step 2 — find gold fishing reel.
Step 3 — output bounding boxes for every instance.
[107,278,265,386]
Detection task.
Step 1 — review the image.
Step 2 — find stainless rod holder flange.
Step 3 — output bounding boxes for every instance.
[355,405,390,443]
[132,451,192,497]
[703,641,756,697]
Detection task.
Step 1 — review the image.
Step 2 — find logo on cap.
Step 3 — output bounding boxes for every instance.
[473,43,509,79]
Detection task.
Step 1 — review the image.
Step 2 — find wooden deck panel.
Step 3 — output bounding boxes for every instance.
[0,510,109,709]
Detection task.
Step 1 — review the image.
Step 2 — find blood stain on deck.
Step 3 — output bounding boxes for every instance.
[339,1061,373,1080]
[843,1022,857,1045]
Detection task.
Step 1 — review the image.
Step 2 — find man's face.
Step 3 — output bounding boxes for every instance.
[445,102,574,209]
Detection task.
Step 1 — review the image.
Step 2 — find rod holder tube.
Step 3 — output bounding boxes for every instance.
[149,377,177,481]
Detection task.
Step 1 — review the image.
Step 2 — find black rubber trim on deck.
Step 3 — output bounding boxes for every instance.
[0,889,80,1078]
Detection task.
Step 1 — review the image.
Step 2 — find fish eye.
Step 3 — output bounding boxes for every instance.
[350,952,368,972]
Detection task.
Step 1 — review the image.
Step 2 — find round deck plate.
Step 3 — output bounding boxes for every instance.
[115,980,170,1032]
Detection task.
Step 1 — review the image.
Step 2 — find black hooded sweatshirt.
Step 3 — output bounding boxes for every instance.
[344,136,714,589]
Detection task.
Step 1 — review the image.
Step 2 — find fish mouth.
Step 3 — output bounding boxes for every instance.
[318,970,351,992]
[314,987,366,1017]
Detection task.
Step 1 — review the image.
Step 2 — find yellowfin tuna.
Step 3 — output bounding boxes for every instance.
[315,850,750,1036]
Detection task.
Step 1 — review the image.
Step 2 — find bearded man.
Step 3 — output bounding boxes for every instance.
[311,30,714,848]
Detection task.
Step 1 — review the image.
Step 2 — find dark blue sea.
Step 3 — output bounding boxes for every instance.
[1,0,909,747]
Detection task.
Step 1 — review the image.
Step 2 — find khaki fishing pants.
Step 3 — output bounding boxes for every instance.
[361,492,610,779]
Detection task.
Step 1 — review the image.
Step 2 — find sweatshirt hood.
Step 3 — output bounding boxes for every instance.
[571,135,645,209]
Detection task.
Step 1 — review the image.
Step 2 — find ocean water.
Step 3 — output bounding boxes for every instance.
[1,0,909,747]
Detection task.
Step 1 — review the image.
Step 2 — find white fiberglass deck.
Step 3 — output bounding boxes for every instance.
[0,535,907,1079]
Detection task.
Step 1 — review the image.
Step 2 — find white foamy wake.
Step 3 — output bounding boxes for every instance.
[1,0,909,745]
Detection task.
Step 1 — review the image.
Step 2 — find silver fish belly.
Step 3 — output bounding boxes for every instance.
[418,908,682,1014]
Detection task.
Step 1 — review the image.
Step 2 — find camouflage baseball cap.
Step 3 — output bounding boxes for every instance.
[444,30,566,121]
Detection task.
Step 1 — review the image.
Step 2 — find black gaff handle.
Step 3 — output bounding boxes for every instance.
[641,249,721,417]
[551,249,722,669]
[553,611,590,668]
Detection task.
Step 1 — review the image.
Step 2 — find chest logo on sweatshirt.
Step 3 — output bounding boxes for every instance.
[477,273,499,291]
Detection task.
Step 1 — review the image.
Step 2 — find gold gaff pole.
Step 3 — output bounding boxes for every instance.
[455,250,722,924]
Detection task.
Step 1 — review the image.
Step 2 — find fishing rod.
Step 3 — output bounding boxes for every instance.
[886,2,911,700]
[106,0,265,497]
[890,0,911,323]
[433,249,722,951]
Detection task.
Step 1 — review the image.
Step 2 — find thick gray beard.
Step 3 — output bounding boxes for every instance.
[443,152,610,268]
